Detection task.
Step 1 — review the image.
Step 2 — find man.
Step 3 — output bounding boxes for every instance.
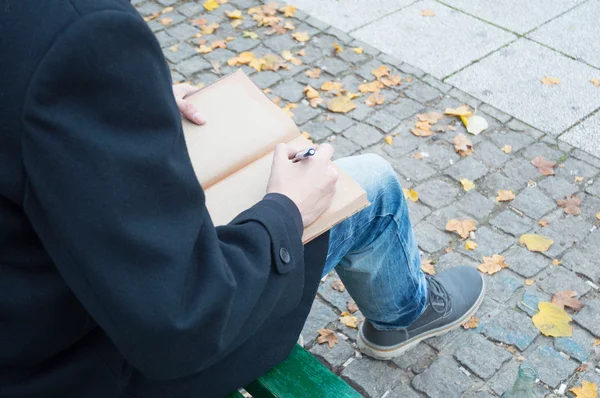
[0,0,484,397]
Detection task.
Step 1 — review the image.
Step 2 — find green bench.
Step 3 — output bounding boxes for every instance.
[228,344,362,398]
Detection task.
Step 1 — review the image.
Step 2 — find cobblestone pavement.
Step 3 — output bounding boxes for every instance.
[135,0,600,396]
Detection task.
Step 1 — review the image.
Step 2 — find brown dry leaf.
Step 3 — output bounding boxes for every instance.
[231,19,243,28]
[262,54,287,71]
[321,81,344,93]
[570,381,598,398]
[533,302,573,337]
[201,23,220,34]
[381,74,403,87]
[413,152,424,160]
[317,328,338,348]
[502,145,513,154]
[296,49,306,56]
[420,8,436,16]
[225,9,243,19]
[414,121,431,131]
[478,254,509,275]
[465,240,478,251]
[436,124,456,133]
[292,31,310,42]
[542,76,561,85]
[169,44,179,52]
[309,98,324,108]
[420,259,436,275]
[496,190,515,202]
[346,92,361,100]
[160,17,173,26]
[327,96,357,114]
[203,0,220,11]
[333,43,343,53]
[552,290,585,311]
[525,279,535,286]
[365,92,385,107]
[305,68,321,79]
[557,194,582,216]
[353,47,364,54]
[592,79,600,88]
[372,65,391,79]
[460,179,475,191]
[210,40,227,49]
[446,219,477,239]
[520,234,554,252]
[594,339,600,346]
[279,4,296,17]
[161,6,174,14]
[417,112,444,124]
[285,20,296,30]
[410,127,433,137]
[538,219,549,227]
[303,85,319,100]
[403,189,419,202]
[347,300,359,314]
[462,316,479,329]
[552,259,562,266]
[445,105,472,117]
[272,97,281,106]
[358,81,384,93]
[191,18,207,26]
[453,133,474,157]
[196,45,213,54]
[339,313,359,328]
[143,12,159,22]
[384,135,393,145]
[531,156,557,176]
[331,279,345,292]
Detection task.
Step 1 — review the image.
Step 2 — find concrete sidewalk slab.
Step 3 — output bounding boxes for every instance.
[447,39,600,135]
[528,0,600,69]
[439,0,585,34]
[352,0,515,79]
[560,111,600,158]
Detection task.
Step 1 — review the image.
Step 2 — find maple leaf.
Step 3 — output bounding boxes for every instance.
[460,179,475,191]
[305,68,321,79]
[353,47,364,54]
[420,8,436,16]
[196,45,213,54]
[347,300,359,314]
[436,124,456,133]
[538,219,549,227]
[453,134,474,157]
[225,9,243,19]
[296,49,305,56]
[531,156,557,176]
[327,96,356,114]
[570,381,598,398]
[281,102,297,118]
[331,279,345,292]
[478,254,509,275]
[462,316,478,329]
[496,190,515,202]
[557,194,581,216]
[465,240,478,251]
[317,328,338,348]
[292,32,310,42]
[501,145,512,154]
[520,234,554,252]
[365,92,385,107]
[403,189,419,202]
[541,76,560,85]
[333,43,343,53]
[203,0,220,11]
[372,65,391,79]
[358,81,384,93]
[262,54,286,71]
[446,219,476,239]
[552,290,584,311]
[339,312,359,328]
[445,105,472,117]
[384,135,393,145]
[533,302,572,337]
[525,279,535,286]
[592,79,600,88]
[279,4,296,17]
[460,114,488,135]
[594,340,600,346]
[417,112,444,124]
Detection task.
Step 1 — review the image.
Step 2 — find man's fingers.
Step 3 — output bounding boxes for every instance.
[273,143,293,162]
[176,97,205,125]
[313,143,334,160]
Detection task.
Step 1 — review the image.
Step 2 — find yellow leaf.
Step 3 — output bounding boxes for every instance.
[339,314,359,328]
[169,44,179,52]
[303,85,319,100]
[279,4,296,17]
[242,31,259,39]
[496,190,515,202]
[320,81,344,93]
[575,176,584,183]
[446,219,477,239]
[225,9,243,19]
[461,114,488,135]
[462,316,478,329]
[160,17,173,26]
[592,79,600,88]
[327,96,357,114]
[381,74,403,87]
[460,179,475,191]
[465,240,478,251]
[420,8,436,16]
[532,302,573,337]
[292,32,310,42]
[420,259,436,275]
[502,145,512,154]
[231,19,243,28]
[203,0,220,11]
[552,259,562,266]
[403,189,419,202]
[353,47,364,54]
[285,20,296,30]
[333,43,343,53]
[305,68,321,79]
[570,381,598,398]
[478,254,509,275]
[301,131,311,140]
[309,97,324,108]
[161,6,174,14]
[445,105,472,117]
[520,234,554,252]
[372,65,391,79]
[525,279,535,286]
[541,76,561,85]
[384,135,393,145]
[417,112,444,124]
[538,219,549,227]
[594,340,600,346]
[317,328,338,348]
[346,92,361,100]
[365,92,385,106]
[143,12,159,22]
[196,45,213,54]
[201,23,220,34]
[596,212,600,221]
[358,81,384,93]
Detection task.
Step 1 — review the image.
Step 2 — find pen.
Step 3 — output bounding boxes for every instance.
[292,148,316,162]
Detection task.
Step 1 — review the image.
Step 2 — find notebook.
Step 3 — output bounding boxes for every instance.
[181,70,369,243]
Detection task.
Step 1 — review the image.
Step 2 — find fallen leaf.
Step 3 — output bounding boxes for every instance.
[201,23,220,34]
[460,179,475,191]
[465,240,478,251]
[279,4,296,17]
[541,76,561,85]
[436,124,456,133]
[520,234,554,252]
[417,112,444,124]
[496,190,515,202]
[317,328,338,348]
[203,0,220,11]
[285,21,296,30]
[347,300,359,314]
[143,12,159,22]
[161,6,174,14]
[445,105,472,117]
[570,381,598,398]
[552,290,585,311]
[327,96,357,114]
[502,145,513,154]
[552,259,562,266]
[305,68,321,79]
[262,54,286,71]
[196,45,213,54]
[525,279,535,286]
[592,79,600,88]
[594,340,600,346]
[384,135,393,145]
[478,254,509,275]
[321,81,344,93]
[231,19,243,28]
[420,8,436,16]
[413,152,424,160]
[169,44,179,52]
[372,65,391,79]
[301,131,311,139]
[365,92,385,106]
[453,134,474,157]
[557,194,582,216]
[225,9,243,19]
[597,212,600,221]
[461,114,488,135]
[292,31,310,42]
[410,127,434,137]
[462,316,479,329]
[281,102,297,117]
[339,313,359,328]
[358,81,384,93]
[531,156,557,176]
[333,43,343,53]
[191,18,207,26]
[575,176,584,183]
[420,259,436,275]
[381,74,402,87]
[303,85,319,100]
[533,302,572,337]
[353,47,364,54]
[331,279,345,292]
[160,17,173,26]
[538,219,549,227]
[242,30,259,39]
[403,189,419,202]
[345,92,361,100]
[446,219,477,239]
[210,40,227,50]
[309,97,324,108]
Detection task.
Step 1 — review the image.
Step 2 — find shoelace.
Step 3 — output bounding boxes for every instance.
[427,276,451,314]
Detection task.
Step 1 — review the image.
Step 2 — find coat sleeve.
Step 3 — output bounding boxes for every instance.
[20,9,306,380]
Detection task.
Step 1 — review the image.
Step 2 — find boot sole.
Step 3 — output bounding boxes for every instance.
[357,276,486,360]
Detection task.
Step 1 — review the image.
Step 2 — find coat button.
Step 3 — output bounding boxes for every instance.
[279,248,290,264]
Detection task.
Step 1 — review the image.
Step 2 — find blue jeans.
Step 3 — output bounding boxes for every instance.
[324,154,428,331]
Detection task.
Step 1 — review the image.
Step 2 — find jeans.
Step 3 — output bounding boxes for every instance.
[324,154,428,331]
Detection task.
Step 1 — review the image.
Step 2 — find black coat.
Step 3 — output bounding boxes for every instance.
[0,1,327,396]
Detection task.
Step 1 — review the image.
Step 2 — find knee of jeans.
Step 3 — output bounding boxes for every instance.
[356,154,404,213]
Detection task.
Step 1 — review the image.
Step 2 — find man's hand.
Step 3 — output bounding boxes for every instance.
[173,83,205,125]
[267,143,338,226]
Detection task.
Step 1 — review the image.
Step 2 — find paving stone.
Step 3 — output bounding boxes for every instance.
[157,0,177,5]
[518,289,551,317]
[562,230,600,282]
[136,2,163,16]
[454,334,512,380]
[146,20,164,33]
[554,327,595,363]
[533,214,592,259]
[415,179,461,209]
[318,113,354,134]
[192,72,219,86]
[489,210,535,237]
[226,37,260,53]
[573,299,600,338]
[479,172,519,198]
[342,123,382,148]
[356,59,388,81]
[455,190,496,220]
[348,102,375,121]
[310,336,356,372]
[381,122,422,157]
[425,328,465,352]
[303,15,330,31]
[341,357,415,398]
[485,271,524,303]
[325,26,355,45]
[301,120,332,141]
[434,252,479,273]
[176,2,204,17]
[271,79,306,103]
[336,46,367,64]
[585,179,600,198]
[164,41,198,64]
[175,54,213,77]
[317,276,352,313]
[482,308,539,351]
[392,156,436,182]
[556,158,599,180]
[523,346,578,388]
[470,392,496,398]
[415,222,453,253]
[522,142,564,162]
[249,70,282,89]
[364,111,402,133]
[170,70,184,83]
[472,141,510,169]
[407,201,431,225]
[331,136,360,159]
[421,75,452,94]
[392,342,438,374]
[537,177,579,201]
[414,143,458,172]
[503,246,549,278]
[488,129,536,153]
[502,158,541,188]
[478,104,512,124]
[489,360,521,396]
[423,205,472,231]
[155,30,178,48]
[201,48,237,66]
[404,81,443,104]
[580,193,600,224]
[166,23,200,41]
[476,296,503,326]
[572,148,600,169]
[292,102,320,125]
[293,22,321,39]
[412,357,473,398]
[383,97,424,121]
[445,156,490,183]
[448,87,482,109]
[538,267,591,297]
[511,187,556,220]
[458,226,514,260]
[300,299,338,343]
[387,383,420,398]
[320,57,350,76]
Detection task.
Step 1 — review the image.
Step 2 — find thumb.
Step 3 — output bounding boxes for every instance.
[176,97,205,125]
